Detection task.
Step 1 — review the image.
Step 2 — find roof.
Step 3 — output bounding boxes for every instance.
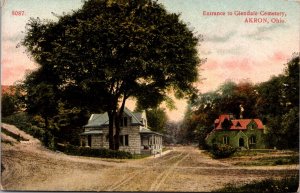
[84,113,109,128]
[83,107,143,128]
[124,108,143,125]
[140,127,163,136]
[214,114,264,130]
[83,107,163,136]
[80,130,103,135]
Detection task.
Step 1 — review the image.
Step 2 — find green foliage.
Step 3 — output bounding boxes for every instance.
[215,175,299,193]
[281,107,299,148]
[1,93,18,117]
[183,56,299,150]
[209,144,237,159]
[182,80,259,146]
[56,144,133,159]
[145,107,168,133]
[2,113,44,140]
[1,113,58,149]
[21,0,200,150]
[234,155,299,166]
[53,104,89,145]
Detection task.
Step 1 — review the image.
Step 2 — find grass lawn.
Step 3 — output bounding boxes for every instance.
[215,175,299,192]
[232,149,299,166]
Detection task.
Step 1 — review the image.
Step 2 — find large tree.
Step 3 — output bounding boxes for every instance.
[22,0,200,150]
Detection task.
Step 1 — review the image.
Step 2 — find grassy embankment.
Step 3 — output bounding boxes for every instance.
[215,175,299,192]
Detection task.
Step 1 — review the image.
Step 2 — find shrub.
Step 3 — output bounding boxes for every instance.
[2,113,45,141]
[56,144,133,159]
[210,144,237,158]
[2,113,58,150]
[215,175,299,192]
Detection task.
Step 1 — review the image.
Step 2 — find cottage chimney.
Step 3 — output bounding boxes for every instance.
[239,104,244,119]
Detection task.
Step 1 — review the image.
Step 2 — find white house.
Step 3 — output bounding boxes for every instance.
[80,107,163,155]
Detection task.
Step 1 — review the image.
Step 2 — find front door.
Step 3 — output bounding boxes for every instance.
[239,138,244,147]
[88,135,92,147]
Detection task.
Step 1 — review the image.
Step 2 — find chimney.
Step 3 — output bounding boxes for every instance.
[239,104,244,119]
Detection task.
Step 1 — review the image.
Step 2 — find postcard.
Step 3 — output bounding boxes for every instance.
[1,0,299,192]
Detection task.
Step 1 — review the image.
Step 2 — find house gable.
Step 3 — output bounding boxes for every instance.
[247,120,258,130]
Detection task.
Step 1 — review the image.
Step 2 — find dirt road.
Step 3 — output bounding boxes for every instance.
[1,124,299,191]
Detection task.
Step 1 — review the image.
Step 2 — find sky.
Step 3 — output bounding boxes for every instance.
[1,0,299,121]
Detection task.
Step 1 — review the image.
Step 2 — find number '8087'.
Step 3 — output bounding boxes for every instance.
[12,11,25,16]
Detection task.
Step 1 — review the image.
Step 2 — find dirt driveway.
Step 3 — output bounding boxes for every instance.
[1,124,298,191]
[2,142,298,192]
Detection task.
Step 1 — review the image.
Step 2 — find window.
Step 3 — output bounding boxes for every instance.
[119,135,129,146]
[223,136,229,145]
[249,136,256,144]
[120,117,128,127]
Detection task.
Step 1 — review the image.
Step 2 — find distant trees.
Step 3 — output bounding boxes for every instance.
[21,0,200,150]
[2,86,23,117]
[182,56,299,150]
[257,56,299,149]
[145,108,168,133]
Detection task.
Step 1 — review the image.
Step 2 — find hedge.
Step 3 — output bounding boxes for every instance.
[57,144,133,159]
[210,144,237,159]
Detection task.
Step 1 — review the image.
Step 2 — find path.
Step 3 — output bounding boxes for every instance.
[1,123,299,191]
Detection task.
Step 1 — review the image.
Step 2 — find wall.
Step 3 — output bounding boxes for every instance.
[119,125,141,154]
[84,125,142,154]
[206,129,266,149]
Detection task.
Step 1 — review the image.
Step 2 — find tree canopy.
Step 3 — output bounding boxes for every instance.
[182,56,299,149]
[21,0,200,150]
[145,107,168,133]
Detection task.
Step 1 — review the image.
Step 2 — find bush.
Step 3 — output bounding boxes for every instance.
[56,144,133,159]
[210,144,237,158]
[2,113,57,149]
[2,113,45,140]
[215,175,299,192]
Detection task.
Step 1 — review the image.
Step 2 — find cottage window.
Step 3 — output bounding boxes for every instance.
[119,135,129,146]
[223,136,229,145]
[249,136,256,144]
[120,117,128,127]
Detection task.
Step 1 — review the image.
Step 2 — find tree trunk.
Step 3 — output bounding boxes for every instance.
[114,115,120,150]
[45,116,49,131]
[114,95,127,150]
[108,111,115,150]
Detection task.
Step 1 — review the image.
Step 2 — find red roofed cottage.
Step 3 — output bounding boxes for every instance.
[206,114,266,149]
